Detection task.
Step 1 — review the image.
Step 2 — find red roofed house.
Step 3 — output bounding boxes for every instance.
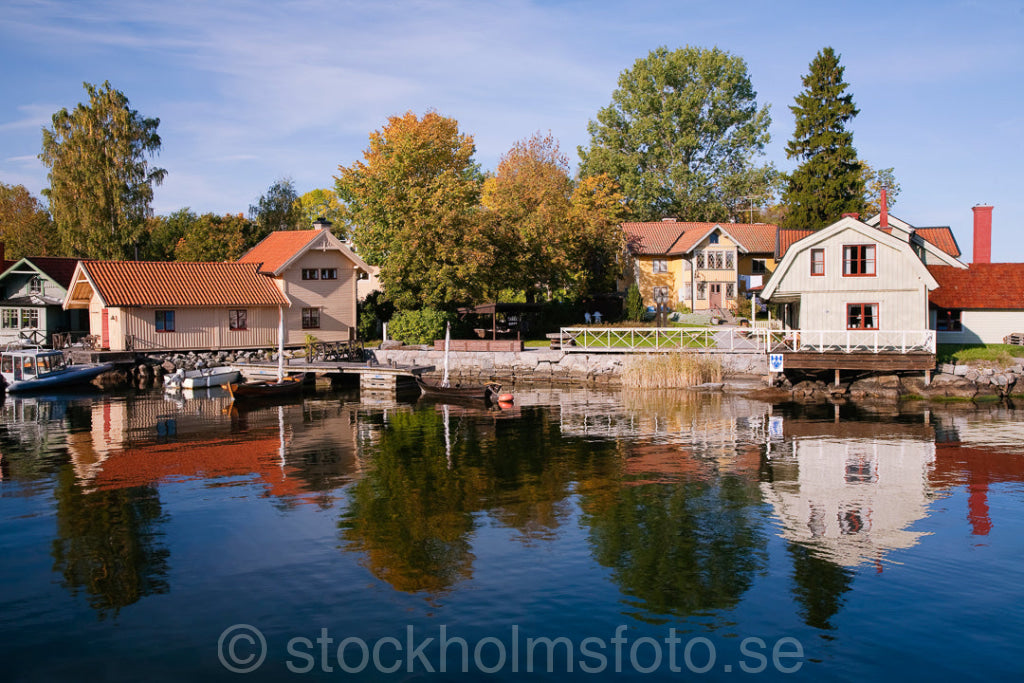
[927,206,1024,343]
[237,222,370,346]
[63,224,369,352]
[621,219,779,314]
[762,210,965,336]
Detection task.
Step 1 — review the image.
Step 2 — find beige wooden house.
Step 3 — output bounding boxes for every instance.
[63,226,370,352]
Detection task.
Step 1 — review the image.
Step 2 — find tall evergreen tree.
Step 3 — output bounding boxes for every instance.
[782,47,865,230]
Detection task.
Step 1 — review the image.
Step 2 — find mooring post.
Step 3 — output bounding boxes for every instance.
[835,368,840,387]
[925,369,931,386]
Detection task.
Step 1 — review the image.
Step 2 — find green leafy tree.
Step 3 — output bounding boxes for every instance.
[357,290,395,342]
[860,163,901,216]
[579,46,774,222]
[386,307,452,345]
[248,177,301,245]
[296,188,348,234]
[336,111,489,309]
[174,213,250,262]
[40,81,166,259]
[0,183,55,259]
[566,173,629,297]
[140,208,196,261]
[782,47,866,229]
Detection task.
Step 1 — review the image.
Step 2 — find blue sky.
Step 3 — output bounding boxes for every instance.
[2,0,1022,261]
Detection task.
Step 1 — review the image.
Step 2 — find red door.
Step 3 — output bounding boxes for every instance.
[709,284,722,308]
[101,308,109,349]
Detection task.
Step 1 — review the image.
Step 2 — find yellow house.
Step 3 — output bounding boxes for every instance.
[621,219,779,313]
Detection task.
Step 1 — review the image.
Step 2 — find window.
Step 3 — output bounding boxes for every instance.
[843,245,876,276]
[726,283,735,298]
[652,259,668,274]
[302,307,321,329]
[696,252,705,269]
[301,269,319,280]
[725,251,734,269]
[20,309,39,329]
[229,309,247,331]
[936,309,962,332]
[320,268,338,280]
[29,277,42,294]
[697,282,707,300]
[155,310,175,332]
[709,233,719,244]
[811,249,825,276]
[2,309,17,329]
[846,303,879,330]
[751,259,768,275]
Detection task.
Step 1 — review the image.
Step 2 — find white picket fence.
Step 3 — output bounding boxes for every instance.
[559,327,936,354]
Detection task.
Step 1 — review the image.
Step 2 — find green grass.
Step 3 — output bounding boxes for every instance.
[937,343,1024,365]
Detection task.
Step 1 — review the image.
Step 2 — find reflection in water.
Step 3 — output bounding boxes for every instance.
[50,466,169,619]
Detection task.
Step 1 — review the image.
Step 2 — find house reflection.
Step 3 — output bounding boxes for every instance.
[65,393,362,504]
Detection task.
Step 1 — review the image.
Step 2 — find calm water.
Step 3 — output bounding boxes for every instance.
[1,385,1022,681]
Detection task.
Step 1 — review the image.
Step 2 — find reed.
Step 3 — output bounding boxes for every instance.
[621,353,724,388]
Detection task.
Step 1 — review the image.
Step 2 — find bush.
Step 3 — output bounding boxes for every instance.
[387,307,453,345]
[358,291,394,341]
[734,296,752,319]
[625,283,645,322]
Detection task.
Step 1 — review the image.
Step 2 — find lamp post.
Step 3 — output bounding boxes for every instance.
[655,292,668,328]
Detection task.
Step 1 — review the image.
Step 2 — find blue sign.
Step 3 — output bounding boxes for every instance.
[769,353,784,373]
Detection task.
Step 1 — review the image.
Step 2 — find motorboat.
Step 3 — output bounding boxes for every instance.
[163,366,241,390]
[0,346,113,393]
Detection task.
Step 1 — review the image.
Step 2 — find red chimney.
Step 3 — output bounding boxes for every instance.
[879,189,889,228]
[841,212,859,219]
[972,205,993,264]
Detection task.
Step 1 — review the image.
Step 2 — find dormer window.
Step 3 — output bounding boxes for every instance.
[29,277,42,294]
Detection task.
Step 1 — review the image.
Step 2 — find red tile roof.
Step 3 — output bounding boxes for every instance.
[81,261,289,307]
[928,264,1024,309]
[776,229,814,259]
[622,221,778,256]
[914,227,961,257]
[238,229,324,273]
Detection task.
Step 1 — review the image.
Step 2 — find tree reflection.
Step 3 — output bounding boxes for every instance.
[50,465,170,619]
[340,405,622,593]
[787,542,854,630]
[583,473,767,620]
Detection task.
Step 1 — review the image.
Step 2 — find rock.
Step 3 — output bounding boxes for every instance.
[965,370,979,382]
[953,365,969,376]
[161,360,177,373]
[380,340,404,350]
[939,363,956,375]
[993,374,1009,387]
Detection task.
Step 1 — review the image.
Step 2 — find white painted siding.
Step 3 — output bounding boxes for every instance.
[935,310,1024,345]
[771,227,932,331]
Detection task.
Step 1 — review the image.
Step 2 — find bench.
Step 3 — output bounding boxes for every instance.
[546,332,577,350]
[1005,333,1024,346]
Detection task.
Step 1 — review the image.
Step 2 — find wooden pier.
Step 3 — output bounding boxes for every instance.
[231,359,434,397]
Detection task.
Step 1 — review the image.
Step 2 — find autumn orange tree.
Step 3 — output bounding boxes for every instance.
[335,111,490,309]
[173,212,250,262]
[482,132,627,300]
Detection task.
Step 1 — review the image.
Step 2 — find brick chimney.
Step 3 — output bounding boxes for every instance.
[972,205,993,264]
[879,189,889,228]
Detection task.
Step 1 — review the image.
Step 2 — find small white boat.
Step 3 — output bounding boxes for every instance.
[0,347,113,393]
[163,366,241,390]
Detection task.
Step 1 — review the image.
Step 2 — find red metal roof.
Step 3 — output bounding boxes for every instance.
[81,261,289,307]
[26,257,81,289]
[928,263,1024,309]
[623,221,778,256]
[238,229,324,273]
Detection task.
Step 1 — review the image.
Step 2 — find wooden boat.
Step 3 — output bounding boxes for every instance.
[0,346,112,393]
[163,366,241,390]
[226,375,304,400]
[415,376,501,401]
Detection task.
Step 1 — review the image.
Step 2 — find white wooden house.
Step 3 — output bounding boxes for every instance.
[762,214,965,349]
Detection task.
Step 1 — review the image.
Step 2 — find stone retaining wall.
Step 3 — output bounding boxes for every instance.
[367,347,768,386]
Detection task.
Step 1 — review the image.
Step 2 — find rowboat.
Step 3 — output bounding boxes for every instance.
[225,376,304,400]
[0,346,112,393]
[415,376,501,402]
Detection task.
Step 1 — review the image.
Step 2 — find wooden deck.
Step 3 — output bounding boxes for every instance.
[779,351,935,372]
[232,359,434,395]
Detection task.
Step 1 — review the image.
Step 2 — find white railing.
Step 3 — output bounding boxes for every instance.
[559,327,936,354]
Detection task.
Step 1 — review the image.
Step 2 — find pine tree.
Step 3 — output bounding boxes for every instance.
[782,48,865,230]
